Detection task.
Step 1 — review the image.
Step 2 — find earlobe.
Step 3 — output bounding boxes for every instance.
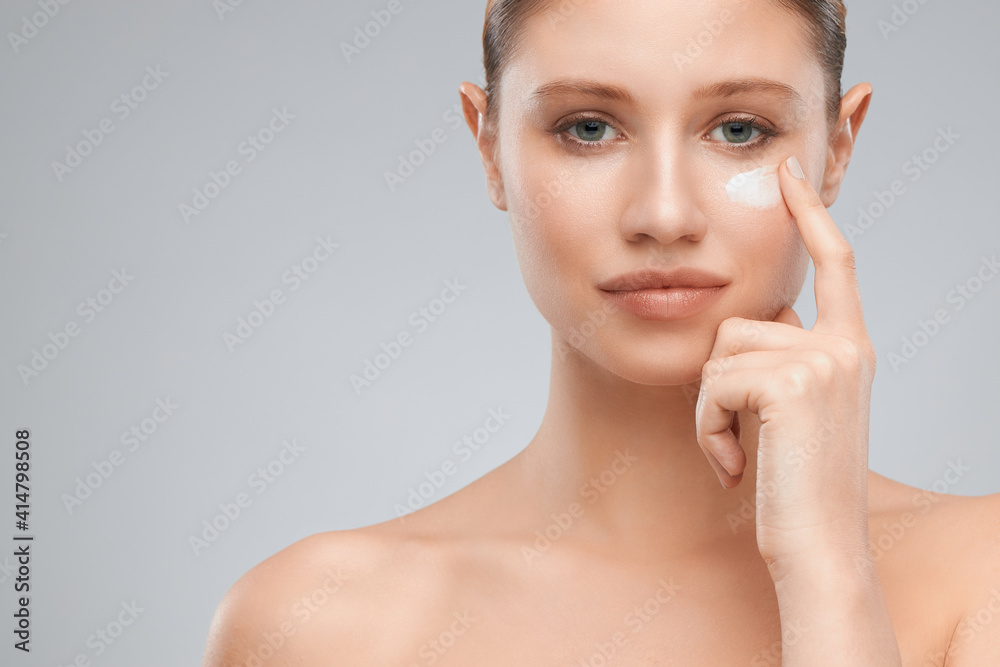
[488,181,507,210]
[458,81,507,211]
[818,82,873,207]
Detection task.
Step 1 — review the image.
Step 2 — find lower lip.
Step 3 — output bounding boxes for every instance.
[600,285,727,320]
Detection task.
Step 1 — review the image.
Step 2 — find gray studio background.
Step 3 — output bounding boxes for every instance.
[0,0,997,664]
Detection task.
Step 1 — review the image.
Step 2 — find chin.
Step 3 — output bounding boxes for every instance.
[559,320,719,388]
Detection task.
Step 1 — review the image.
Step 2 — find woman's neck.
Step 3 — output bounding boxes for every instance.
[510,334,766,561]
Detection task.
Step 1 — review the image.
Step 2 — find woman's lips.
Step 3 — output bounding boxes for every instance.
[596,266,731,292]
[600,285,727,320]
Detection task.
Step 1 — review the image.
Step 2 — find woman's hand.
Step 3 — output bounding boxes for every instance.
[695,154,877,573]
[695,156,902,665]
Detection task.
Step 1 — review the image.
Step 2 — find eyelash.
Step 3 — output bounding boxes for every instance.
[554,113,780,155]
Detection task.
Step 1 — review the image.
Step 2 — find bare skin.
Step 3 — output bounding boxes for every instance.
[202,466,1000,666]
[202,1,1000,664]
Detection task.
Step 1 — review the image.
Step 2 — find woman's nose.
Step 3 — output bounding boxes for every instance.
[618,145,708,245]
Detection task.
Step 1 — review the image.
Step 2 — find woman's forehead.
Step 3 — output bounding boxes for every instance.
[505,0,822,111]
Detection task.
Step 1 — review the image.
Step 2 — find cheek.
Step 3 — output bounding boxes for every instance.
[500,153,596,320]
[696,160,776,232]
[502,141,616,293]
[707,162,787,249]
[702,163,809,314]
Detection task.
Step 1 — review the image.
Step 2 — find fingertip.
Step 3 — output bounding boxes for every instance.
[785,155,805,180]
[778,155,824,212]
[776,156,806,209]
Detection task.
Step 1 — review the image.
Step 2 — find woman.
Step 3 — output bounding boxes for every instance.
[203,0,1000,664]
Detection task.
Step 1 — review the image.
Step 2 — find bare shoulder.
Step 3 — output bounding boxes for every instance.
[201,524,454,666]
[867,468,999,550]
[867,469,1000,569]
[867,470,1000,664]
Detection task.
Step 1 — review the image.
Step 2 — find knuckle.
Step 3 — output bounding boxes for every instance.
[718,317,762,355]
[778,364,812,399]
[742,327,763,346]
[841,338,874,376]
[805,196,827,213]
[713,318,741,353]
[738,318,762,337]
[703,357,729,379]
[808,349,839,380]
[835,244,858,271]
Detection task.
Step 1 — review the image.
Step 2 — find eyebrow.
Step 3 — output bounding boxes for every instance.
[691,78,806,108]
[529,80,635,105]
[528,77,806,109]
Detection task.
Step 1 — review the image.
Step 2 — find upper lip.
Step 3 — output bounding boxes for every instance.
[598,267,731,292]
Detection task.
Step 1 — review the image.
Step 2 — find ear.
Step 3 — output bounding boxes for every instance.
[458,81,507,211]
[818,82,873,208]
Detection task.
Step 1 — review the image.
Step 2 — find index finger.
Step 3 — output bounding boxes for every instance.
[779,155,867,336]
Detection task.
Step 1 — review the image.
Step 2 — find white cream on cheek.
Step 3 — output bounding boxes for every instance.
[725,164,782,209]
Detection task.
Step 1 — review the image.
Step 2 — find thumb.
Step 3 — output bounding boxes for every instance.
[773,306,804,329]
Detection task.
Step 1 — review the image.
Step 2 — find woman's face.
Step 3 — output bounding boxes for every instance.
[486,0,839,385]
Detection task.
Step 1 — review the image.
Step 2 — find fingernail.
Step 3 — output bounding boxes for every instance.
[786,155,805,180]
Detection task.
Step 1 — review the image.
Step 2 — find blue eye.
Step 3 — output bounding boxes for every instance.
[567,119,620,143]
[707,115,778,153]
[711,121,761,144]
